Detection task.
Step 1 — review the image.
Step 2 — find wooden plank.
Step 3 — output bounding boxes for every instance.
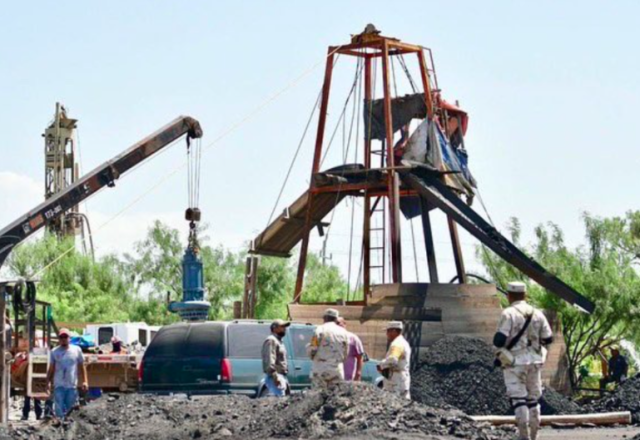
[288,304,441,322]
[470,412,631,427]
[370,283,499,299]
[371,283,427,299]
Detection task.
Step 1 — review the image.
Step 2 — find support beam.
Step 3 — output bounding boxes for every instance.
[402,171,595,313]
[363,56,373,300]
[420,199,439,283]
[416,49,434,119]
[381,40,402,283]
[294,49,336,302]
[244,256,259,318]
[448,216,467,284]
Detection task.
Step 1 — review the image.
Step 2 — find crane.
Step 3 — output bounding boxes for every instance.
[0,115,209,322]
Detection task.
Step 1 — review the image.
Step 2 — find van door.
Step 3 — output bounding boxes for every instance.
[182,323,225,393]
[141,323,224,394]
[286,325,315,391]
[226,323,271,395]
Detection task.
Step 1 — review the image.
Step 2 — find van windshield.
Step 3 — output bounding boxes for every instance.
[145,323,223,358]
[227,324,270,358]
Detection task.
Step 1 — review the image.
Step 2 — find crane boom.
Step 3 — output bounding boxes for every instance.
[0,116,203,269]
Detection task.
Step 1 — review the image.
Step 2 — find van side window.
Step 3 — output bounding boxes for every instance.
[98,327,114,345]
[228,325,270,358]
[290,327,315,359]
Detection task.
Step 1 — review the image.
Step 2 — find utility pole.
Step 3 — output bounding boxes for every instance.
[321,239,332,266]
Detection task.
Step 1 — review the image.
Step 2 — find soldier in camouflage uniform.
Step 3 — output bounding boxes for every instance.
[493,282,554,440]
[378,321,412,399]
[306,308,350,388]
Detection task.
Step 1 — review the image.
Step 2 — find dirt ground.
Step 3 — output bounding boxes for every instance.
[540,426,640,439]
[4,388,639,440]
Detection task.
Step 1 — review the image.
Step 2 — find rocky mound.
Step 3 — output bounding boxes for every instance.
[2,383,515,440]
[411,336,582,416]
[588,374,640,424]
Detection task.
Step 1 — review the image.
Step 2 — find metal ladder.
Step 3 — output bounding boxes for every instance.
[369,196,386,285]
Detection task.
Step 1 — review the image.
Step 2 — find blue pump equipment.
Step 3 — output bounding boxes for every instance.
[168,137,210,321]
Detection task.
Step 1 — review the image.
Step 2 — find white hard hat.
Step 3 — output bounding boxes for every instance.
[507,282,527,294]
[385,321,403,331]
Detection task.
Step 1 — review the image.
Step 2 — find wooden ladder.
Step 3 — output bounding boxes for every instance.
[27,348,50,399]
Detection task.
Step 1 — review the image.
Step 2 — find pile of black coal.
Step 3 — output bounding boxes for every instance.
[411,336,582,416]
[0,384,516,440]
[587,374,640,424]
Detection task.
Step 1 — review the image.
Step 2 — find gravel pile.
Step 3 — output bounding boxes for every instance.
[588,374,640,424]
[411,336,582,416]
[0,383,516,440]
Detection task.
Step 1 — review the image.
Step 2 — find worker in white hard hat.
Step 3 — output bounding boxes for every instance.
[378,321,412,399]
[306,308,350,388]
[493,282,554,440]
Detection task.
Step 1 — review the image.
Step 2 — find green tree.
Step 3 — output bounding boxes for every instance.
[252,251,352,319]
[477,213,640,386]
[253,256,294,320]
[124,221,245,322]
[7,234,133,324]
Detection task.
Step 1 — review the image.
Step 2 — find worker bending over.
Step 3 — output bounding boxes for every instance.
[261,319,291,396]
[493,282,553,440]
[378,321,411,399]
[307,309,349,388]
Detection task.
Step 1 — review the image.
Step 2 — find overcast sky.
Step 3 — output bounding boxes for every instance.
[1,1,638,285]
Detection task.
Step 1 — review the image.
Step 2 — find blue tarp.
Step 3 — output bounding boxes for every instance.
[71,334,95,348]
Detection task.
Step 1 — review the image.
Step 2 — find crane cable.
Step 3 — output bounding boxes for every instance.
[29,45,344,280]
[261,86,325,238]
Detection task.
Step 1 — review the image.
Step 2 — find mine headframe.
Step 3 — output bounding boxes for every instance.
[249,26,595,315]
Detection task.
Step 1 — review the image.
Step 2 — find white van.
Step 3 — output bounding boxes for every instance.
[83,322,160,348]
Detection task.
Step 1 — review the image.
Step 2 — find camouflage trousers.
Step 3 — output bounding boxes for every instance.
[383,371,411,400]
[311,365,344,389]
[503,364,543,440]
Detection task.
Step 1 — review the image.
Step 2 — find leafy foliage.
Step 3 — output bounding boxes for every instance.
[477,212,640,385]
[6,221,352,327]
[7,234,132,324]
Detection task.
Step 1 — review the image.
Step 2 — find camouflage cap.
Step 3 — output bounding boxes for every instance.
[324,308,340,319]
[271,319,291,330]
